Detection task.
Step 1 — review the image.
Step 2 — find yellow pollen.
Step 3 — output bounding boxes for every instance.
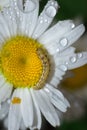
[0,36,50,89]
[11,97,21,104]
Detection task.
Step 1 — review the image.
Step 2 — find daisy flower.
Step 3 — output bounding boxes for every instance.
[0,0,87,130]
[0,0,10,10]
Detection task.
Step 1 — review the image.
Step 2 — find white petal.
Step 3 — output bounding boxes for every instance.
[30,88,42,129]
[0,13,10,38]
[0,74,6,88]
[45,84,69,112]
[3,7,17,36]
[4,116,8,128]
[20,119,26,130]
[54,68,65,80]
[34,89,59,127]
[47,65,66,87]
[0,0,10,8]
[58,47,75,56]
[16,0,39,36]
[45,84,65,101]
[0,35,4,43]
[20,88,34,127]
[64,98,70,107]
[0,82,13,103]
[32,0,58,38]
[49,76,60,87]
[53,47,75,66]
[41,24,84,55]
[38,20,74,44]
[66,52,87,69]
[55,52,87,69]
[8,89,21,130]
[56,24,85,52]
[0,101,9,120]
[48,65,66,87]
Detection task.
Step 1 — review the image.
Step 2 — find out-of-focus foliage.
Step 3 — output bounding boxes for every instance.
[57,0,87,20]
[56,111,87,130]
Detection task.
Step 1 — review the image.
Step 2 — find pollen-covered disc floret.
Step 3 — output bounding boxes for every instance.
[0,36,50,89]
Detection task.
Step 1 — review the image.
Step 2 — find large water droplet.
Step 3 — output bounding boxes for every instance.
[60,38,68,47]
[17,0,36,13]
[45,5,57,18]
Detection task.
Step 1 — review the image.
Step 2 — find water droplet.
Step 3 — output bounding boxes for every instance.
[6,11,9,15]
[12,17,15,21]
[70,56,77,63]
[54,1,59,8]
[17,0,36,13]
[44,88,50,93]
[56,48,60,52]
[78,53,83,58]
[14,1,17,6]
[60,38,68,47]
[9,15,12,19]
[71,23,75,29]
[50,0,58,8]
[51,2,54,5]
[40,20,43,24]
[59,65,67,71]
[17,11,20,16]
[45,5,57,18]
[44,19,48,23]
[65,62,69,65]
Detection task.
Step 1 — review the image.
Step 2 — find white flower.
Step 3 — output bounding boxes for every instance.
[0,0,87,130]
[0,0,10,10]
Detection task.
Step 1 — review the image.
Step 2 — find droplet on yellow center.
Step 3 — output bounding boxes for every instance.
[0,36,49,89]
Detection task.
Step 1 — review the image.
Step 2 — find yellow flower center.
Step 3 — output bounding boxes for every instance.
[0,36,50,89]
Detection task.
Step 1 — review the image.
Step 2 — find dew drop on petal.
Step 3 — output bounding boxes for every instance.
[45,5,57,18]
[44,19,48,23]
[17,0,36,13]
[56,48,60,52]
[65,62,69,65]
[59,65,68,71]
[70,56,77,63]
[78,53,83,58]
[60,38,68,47]
[71,23,75,29]
[40,20,43,24]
